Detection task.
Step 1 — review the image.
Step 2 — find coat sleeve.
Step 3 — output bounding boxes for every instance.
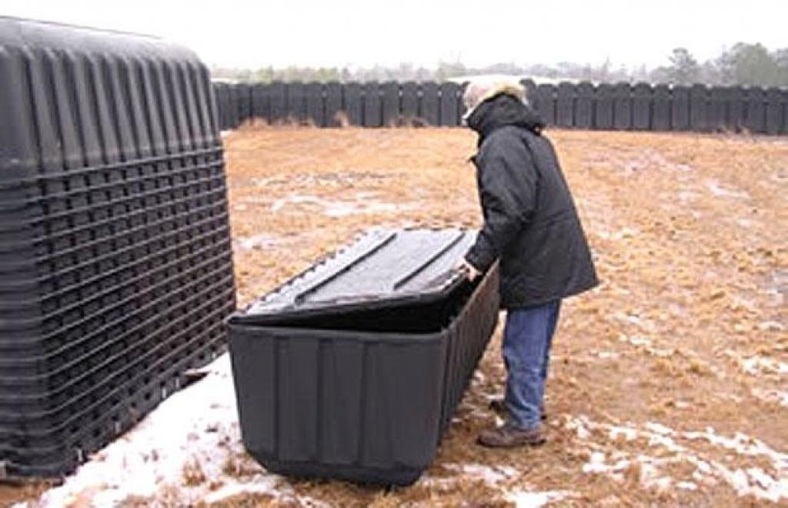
[465,134,537,271]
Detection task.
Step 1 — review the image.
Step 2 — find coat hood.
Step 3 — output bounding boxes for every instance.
[466,94,545,144]
[462,80,526,119]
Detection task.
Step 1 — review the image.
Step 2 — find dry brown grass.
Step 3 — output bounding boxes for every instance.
[0,481,52,507]
[221,126,787,506]
[183,459,208,487]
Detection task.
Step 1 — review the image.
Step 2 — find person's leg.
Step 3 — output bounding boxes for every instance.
[489,300,562,416]
[539,300,562,385]
[479,301,561,448]
[502,300,561,430]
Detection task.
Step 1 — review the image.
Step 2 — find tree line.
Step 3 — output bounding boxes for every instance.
[212,43,788,88]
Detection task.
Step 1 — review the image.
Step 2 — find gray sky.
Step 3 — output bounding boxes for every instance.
[2,0,786,70]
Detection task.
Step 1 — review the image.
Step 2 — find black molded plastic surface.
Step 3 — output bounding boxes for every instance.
[535,84,557,126]
[556,82,575,128]
[363,82,382,127]
[439,82,460,127]
[239,229,476,322]
[0,16,235,479]
[420,82,440,126]
[632,83,652,131]
[652,85,671,131]
[401,82,419,120]
[672,86,690,131]
[228,230,500,486]
[575,82,594,129]
[613,83,632,130]
[595,83,614,130]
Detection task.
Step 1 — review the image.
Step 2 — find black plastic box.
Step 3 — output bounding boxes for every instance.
[229,229,499,486]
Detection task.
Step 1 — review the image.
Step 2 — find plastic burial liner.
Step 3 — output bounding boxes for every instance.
[228,229,500,486]
[0,16,235,478]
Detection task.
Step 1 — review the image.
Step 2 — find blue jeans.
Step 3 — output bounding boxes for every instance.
[502,300,562,430]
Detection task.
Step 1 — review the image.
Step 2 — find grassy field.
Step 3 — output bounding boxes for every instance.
[4,126,786,507]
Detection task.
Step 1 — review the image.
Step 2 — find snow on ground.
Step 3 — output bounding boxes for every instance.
[18,354,568,507]
[268,192,420,218]
[15,355,311,507]
[422,462,570,508]
[566,415,788,503]
[506,490,570,507]
[442,463,519,485]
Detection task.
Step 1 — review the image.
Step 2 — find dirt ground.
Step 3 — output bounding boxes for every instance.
[3,125,786,507]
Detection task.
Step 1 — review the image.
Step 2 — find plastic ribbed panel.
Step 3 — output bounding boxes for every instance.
[0,17,235,478]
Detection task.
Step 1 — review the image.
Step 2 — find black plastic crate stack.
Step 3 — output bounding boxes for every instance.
[229,229,500,486]
[0,17,236,479]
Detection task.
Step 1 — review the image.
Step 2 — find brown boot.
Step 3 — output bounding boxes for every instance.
[477,423,546,448]
[488,398,547,421]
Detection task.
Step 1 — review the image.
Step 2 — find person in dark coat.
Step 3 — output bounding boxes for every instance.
[458,78,598,448]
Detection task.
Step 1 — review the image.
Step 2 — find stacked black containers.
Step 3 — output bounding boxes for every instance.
[229,229,500,486]
[0,17,235,478]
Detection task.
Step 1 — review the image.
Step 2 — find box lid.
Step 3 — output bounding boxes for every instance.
[235,228,477,322]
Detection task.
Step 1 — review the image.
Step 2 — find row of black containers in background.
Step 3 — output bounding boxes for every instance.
[215,79,788,134]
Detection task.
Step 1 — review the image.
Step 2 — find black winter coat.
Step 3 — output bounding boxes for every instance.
[464,95,598,308]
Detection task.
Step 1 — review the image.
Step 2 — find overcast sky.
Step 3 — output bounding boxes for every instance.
[2,0,786,70]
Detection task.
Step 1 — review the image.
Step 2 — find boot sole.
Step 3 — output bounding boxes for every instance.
[476,434,547,448]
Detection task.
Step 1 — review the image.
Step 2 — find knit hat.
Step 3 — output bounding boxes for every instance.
[462,77,526,120]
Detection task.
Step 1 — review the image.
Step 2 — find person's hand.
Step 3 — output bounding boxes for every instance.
[455,258,481,282]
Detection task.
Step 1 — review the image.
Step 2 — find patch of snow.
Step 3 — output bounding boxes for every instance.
[458,464,518,484]
[677,190,699,203]
[596,227,640,241]
[568,415,788,502]
[506,490,569,507]
[683,429,788,466]
[422,463,527,497]
[16,354,295,508]
[621,151,691,175]
[645,422,674,435]
[758,321,785,332]
[200,477,283,504]
[234,233,282,250]
[762,288,784,307]
[705,180,750,199]
[582,452,609,474]
[751,388,788,408]
[617,334,677,358]
[270,193,419,217]
[739,355,787,376]
[642,475,673,491]
[609,425,638,441]
[619,334,652,347]
[736,218,757,229]
[566,415,592,440]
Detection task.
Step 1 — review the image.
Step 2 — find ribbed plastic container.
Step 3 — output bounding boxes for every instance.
[0,17,235,478]
[228,229,499,486]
